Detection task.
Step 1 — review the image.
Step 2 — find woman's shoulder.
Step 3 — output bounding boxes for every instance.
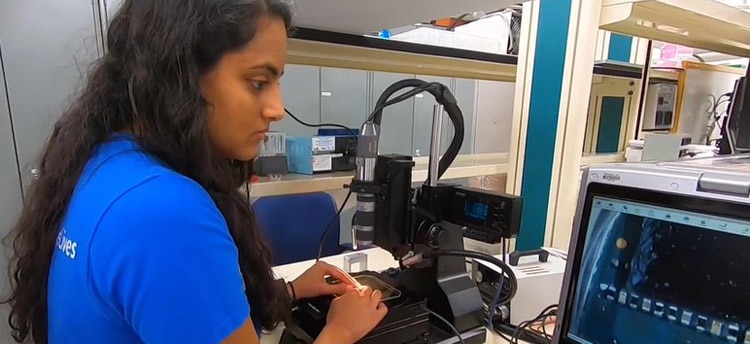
[85,166,232,261]
[68,139,227,242]
[78,135,220,217]
[97,169,223,230]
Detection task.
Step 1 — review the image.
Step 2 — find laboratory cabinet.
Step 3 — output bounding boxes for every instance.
[0,53,23,239]
[473,80,515,153]
[449,78,477,155]
[413,75,452,157]
[320,67,369,130]
[370,71,416,156]
[413,76,477,157]
[270,65,514,157]
[0,54,21,341]
[97,0,126,52]
[0,0,102,193]
[274,65,321,137]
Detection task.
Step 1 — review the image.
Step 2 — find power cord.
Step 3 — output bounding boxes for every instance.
[503,304,557,344]
[423,306,466,344]
[316,189,352,261]
[486,238,509,326]
[493,322,551,344]
[278,108,358,262]
[284,108,358,138]
[365,82,442,123]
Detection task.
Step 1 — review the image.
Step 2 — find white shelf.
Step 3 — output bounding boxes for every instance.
[293,0,522,35]
[248,153,509,197]
[581,152,626,166]
[600,0,750,57]
[287,39,518,82]
[650,69,680,81]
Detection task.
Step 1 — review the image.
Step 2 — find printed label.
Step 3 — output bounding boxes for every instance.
[312,155,332,171]
[312,137,336,152]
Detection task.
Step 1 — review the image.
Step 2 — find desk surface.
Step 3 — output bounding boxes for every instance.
[263,248,550,344]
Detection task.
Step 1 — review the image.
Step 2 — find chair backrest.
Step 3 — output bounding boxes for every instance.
[252,192,342,265]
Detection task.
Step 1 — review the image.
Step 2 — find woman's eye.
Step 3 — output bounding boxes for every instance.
[250,80,268,91]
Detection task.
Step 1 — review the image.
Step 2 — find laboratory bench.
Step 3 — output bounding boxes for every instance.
[263,247,557,344]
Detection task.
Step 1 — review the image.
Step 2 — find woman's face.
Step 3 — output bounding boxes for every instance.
[200,15,287,161]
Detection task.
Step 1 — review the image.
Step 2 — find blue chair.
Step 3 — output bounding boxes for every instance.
[252,192,344,265]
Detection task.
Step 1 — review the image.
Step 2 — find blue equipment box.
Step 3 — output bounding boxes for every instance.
[287,135,357,175]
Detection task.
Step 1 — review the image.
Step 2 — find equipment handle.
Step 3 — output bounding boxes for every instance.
[508,249,549,266]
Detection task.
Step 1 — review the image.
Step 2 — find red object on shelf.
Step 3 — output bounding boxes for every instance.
[432,18,468,28]
[251,175,260,183]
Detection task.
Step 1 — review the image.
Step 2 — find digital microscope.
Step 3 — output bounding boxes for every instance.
[280,79,522,344]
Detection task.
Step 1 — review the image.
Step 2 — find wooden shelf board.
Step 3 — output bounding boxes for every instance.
[581,152,626,166]
[288,39,518,82]
[600,0,750,57]
[248,153,509,197]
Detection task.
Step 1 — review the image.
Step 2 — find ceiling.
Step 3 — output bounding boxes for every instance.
[290,0,521,34]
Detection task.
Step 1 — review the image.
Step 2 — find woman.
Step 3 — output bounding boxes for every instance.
[2,0,387,343]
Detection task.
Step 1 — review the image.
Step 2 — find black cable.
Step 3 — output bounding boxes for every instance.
[487,238,508,326]
[421,250,517,304]
[284,108,359,137]
[529,313,555,343]
[492,326,514,342]
[316,189,352,261]
[511,305,557,344]
[423,306,466,344]
[245,109,352,262]
[541,317,550,340]
[365,82,441,123]
[493,322,550,344]
[367,79,464,184]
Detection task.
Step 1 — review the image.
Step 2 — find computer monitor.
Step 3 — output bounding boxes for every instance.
[719,67,749,154]
[555,158,750,344]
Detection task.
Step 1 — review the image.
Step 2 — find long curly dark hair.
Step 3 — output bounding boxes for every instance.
[2,0,293,342]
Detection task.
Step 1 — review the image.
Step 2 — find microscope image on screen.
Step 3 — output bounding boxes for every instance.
[568,197,750,344]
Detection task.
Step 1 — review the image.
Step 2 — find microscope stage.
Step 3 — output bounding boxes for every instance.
[282,271,431,344]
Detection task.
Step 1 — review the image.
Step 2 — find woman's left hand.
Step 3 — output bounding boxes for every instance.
[289,262,359,300]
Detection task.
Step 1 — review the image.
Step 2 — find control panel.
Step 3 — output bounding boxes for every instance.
[445,187,522,243]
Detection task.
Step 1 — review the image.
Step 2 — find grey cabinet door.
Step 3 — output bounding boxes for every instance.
[0,49,23,238]
[0,0,101,191]
[412,75,451,157]
[320,67,368,130]
[0,48,24,335]
[370,71,415,156]
[103,0,125,22]
[444,78,476,155]
[474,80,515,153]
[274,65,320,137]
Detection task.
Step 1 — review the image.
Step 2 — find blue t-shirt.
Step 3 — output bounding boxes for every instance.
[47,134,252,343]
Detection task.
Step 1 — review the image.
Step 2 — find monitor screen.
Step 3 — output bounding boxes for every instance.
[563,187,750,344]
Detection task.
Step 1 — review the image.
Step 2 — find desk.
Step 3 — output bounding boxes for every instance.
[262,248,550,344]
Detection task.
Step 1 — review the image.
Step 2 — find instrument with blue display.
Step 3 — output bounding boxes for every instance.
[445,186,522,244]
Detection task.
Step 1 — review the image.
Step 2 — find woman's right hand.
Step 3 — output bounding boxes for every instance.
[319,287,388,344]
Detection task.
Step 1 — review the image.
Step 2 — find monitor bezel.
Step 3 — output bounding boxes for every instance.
[556,181,750,344]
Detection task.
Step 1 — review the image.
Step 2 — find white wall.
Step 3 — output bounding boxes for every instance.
[473,80,516,153]
[677,69,742,144]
